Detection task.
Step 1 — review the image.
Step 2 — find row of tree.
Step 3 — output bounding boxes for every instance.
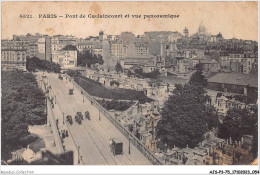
[26,56,61,73]
[66,69,153,104]
[1,70,46,161]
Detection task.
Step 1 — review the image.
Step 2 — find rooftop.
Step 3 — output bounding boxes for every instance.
[208,73,258,88]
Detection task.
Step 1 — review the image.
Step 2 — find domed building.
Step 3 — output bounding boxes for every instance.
[198,20,207,34]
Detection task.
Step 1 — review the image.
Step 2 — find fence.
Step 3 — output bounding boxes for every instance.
[65,74,164,165]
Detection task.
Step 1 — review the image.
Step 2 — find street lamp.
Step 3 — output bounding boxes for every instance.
[55,95,56,104]
[78,145,80,164]
[63,112,65,125]
[45,92,48,125]
[129,137,131,154]
[99,110,101,121]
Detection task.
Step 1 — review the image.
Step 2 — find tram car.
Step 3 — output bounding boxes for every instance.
[110,138,123,156]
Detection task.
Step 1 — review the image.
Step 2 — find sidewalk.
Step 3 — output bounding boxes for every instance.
[50,94,82,165]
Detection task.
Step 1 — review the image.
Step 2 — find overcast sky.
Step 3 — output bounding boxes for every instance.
[1,1,258,41]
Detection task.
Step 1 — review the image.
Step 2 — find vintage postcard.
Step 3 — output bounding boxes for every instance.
[1,1,259,174]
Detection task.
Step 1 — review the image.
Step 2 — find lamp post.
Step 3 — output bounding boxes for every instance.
[129,137,131,154]
[63,112,65,125]
[78,145,80,164]
[55,95,56,104]
[99,110,101,121]
[45,93,48,125]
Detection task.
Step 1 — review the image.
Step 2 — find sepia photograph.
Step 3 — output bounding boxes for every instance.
[0,0,259,174]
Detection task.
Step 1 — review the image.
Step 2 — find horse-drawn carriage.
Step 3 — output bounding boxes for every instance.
[75,112,83,124]
[66,115,73,125]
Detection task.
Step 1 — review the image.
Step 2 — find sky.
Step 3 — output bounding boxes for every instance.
[1,1,258,41]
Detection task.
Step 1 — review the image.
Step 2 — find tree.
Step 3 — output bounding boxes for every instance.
[218,106,257,141]
[1,70,46,161]
[26,57,61,73]
[115,62,123,73]
[77,50,103,67]
[128,124,134,133]
[156,84,218,149]
[110,80,119,87]
[133,68,160,79]
[63,45,77,51]
[252,128,258,158]
[26,57,37,72]
[189,69,208,87]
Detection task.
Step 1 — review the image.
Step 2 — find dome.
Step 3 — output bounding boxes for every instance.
[198,20,207,34]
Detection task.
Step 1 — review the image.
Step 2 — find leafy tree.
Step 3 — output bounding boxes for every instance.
[246,87,258,104]
[26,57,61,73]
[1,70,46,161]
[189,70,208,87]
[77,50,103,67]
[148,79,163,87]
[128,124,134,133]
[134,68,160,79]
[156,84,218,149]
[26,56,37,72]
[63,45,77,51]
[218,106,257,141]
[110,80,119,87]
[98,99,134,111]
[252,128,258,158]
[70,72,152,104]
[115,62,123,73]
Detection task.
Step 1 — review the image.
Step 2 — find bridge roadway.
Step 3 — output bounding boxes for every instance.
[46,72,152,165]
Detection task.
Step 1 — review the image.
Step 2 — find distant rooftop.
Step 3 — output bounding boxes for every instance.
[208,73,257,88]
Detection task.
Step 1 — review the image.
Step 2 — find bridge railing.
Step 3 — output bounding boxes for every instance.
[64,74,164,165]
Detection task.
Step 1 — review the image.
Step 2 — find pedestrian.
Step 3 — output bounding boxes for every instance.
[66,130,68,137]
